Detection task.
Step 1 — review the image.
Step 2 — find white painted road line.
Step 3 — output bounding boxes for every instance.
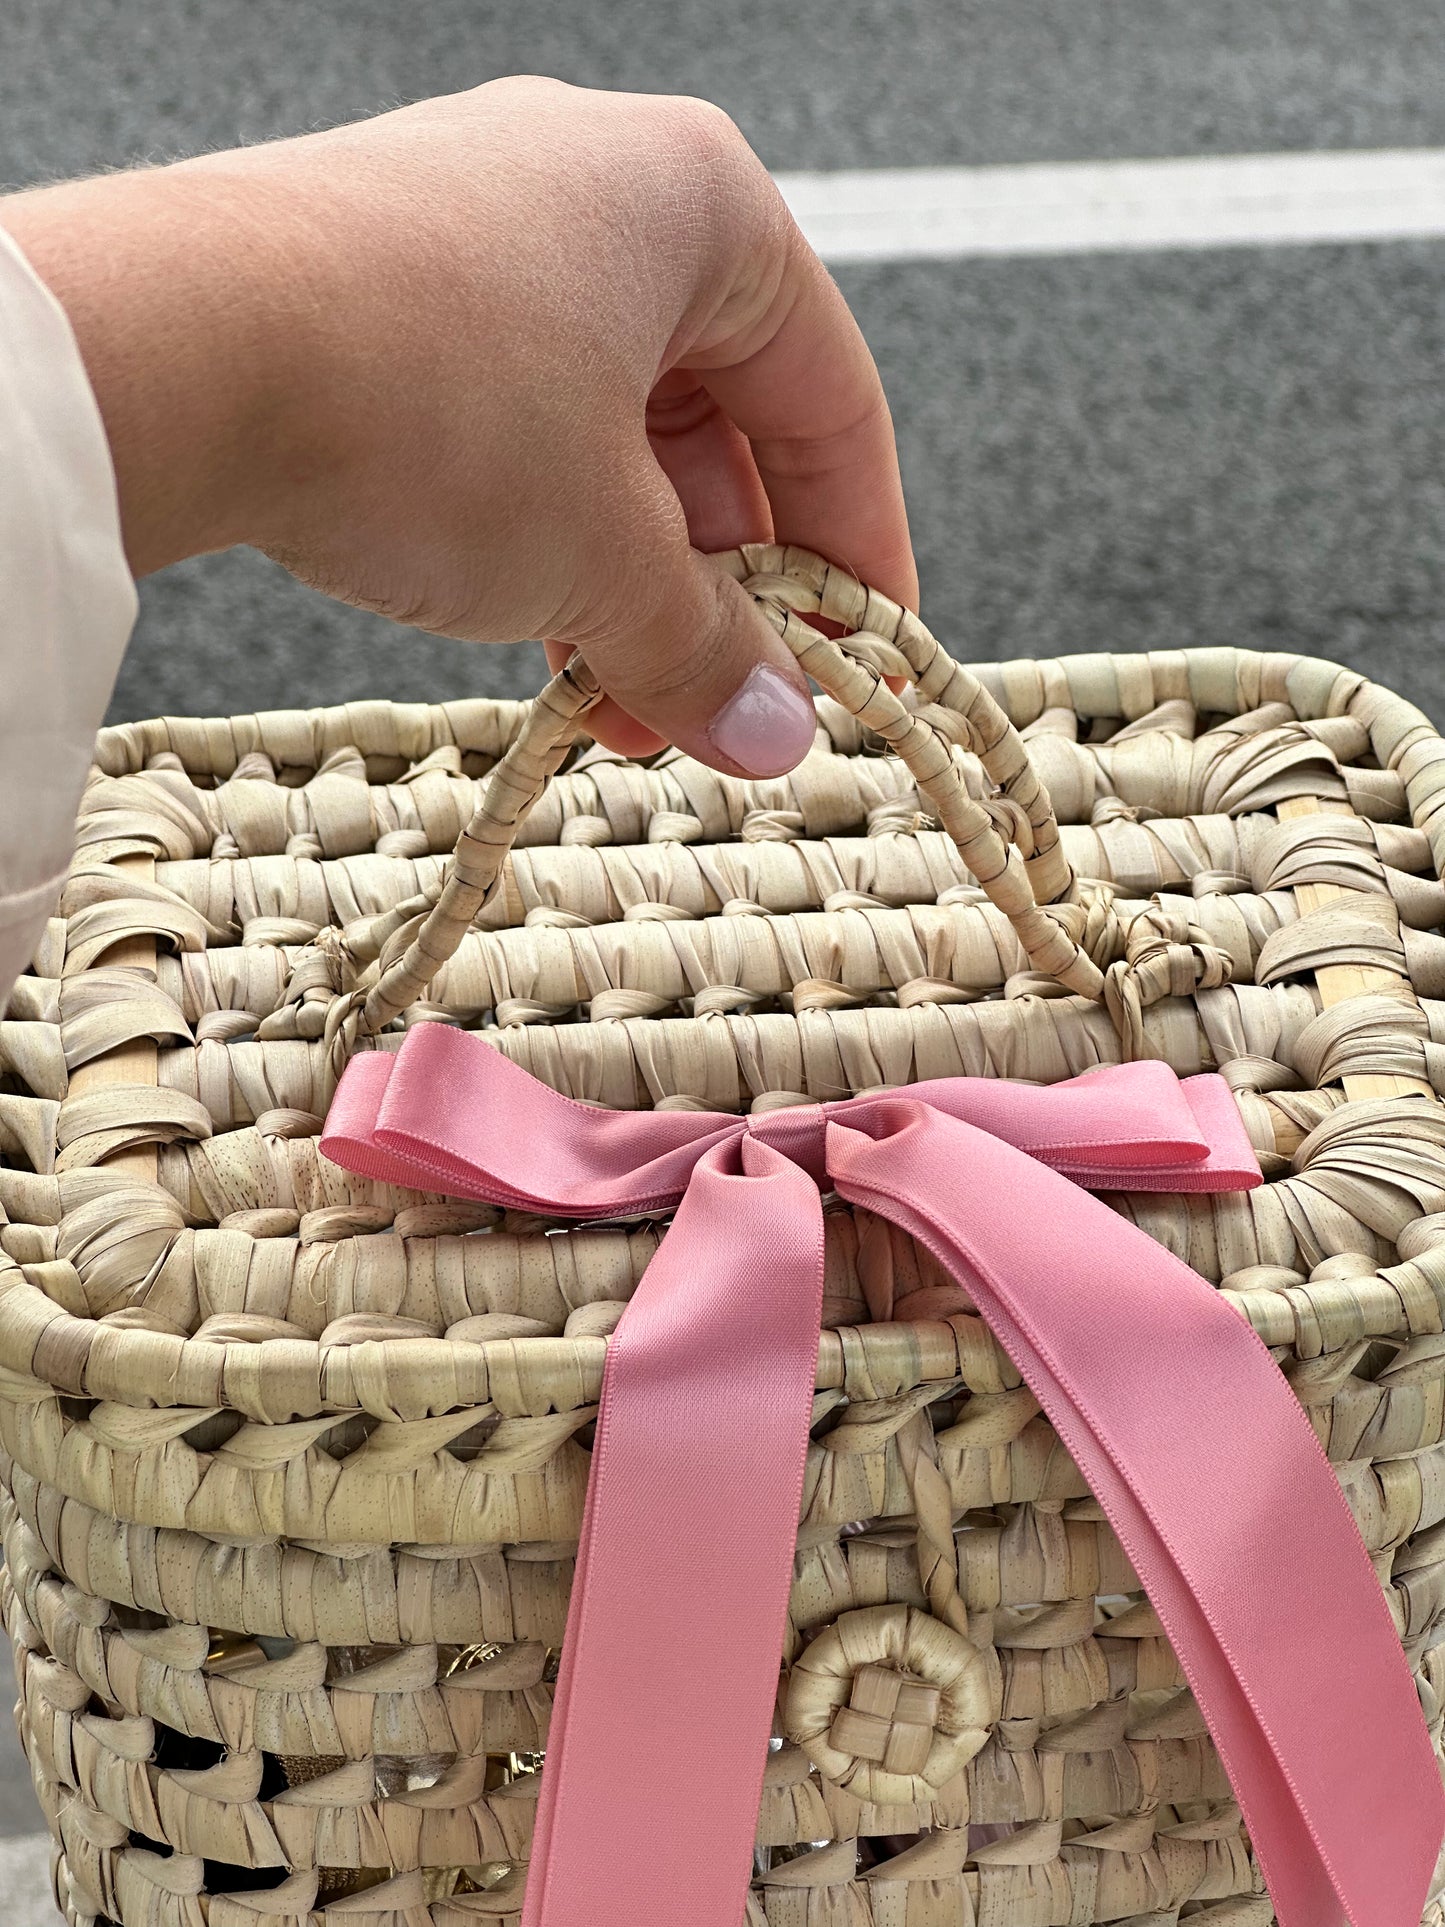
[774,148,1445,262]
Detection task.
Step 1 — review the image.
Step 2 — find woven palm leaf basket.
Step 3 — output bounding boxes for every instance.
[4,541,1445,1927]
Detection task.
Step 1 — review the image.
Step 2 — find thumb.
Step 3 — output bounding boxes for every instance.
[548,460,818,779]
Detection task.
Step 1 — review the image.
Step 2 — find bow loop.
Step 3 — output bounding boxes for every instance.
[322,1024,1262,1211]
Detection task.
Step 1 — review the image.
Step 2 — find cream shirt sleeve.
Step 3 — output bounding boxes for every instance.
[0,226,138,1012]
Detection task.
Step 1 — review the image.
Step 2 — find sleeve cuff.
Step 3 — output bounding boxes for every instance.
[0,221,139,1008]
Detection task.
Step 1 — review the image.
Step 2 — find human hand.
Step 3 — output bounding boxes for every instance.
[0,78,916,775]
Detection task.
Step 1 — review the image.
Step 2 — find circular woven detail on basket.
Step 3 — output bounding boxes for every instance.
[783,1602,992,1804]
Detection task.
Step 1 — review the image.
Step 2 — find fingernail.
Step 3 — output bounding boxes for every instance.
[707,663,816,776]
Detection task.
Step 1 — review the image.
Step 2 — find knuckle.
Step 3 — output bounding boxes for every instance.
[660,97,769,209]
[667,94,747,158]
[481,73,574,105]
[642,101,786,296]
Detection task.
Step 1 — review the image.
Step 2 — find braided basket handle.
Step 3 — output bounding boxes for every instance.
[354,544,1102,1041]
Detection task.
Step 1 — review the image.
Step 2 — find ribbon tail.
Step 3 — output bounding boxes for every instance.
[523,1139,826,1927]
[828,1106,1444,1927]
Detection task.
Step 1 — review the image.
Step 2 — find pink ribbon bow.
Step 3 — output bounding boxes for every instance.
[323,1027,1442,1927]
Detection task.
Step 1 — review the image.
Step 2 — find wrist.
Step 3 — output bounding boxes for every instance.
[0,162,327,577]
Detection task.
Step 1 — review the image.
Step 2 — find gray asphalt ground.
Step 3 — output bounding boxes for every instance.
[3,0,1445,721]
[2,0,1445,1901]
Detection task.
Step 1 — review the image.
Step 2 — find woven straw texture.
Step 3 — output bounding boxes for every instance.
[4,543,1445,1927]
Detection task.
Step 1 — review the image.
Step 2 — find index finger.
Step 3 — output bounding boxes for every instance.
[688,217,919,616]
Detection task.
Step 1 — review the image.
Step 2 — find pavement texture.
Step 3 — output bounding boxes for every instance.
[1,1,1444,1911]
[1,0,1444,722]
[0,1834,56,1922]
[3,0,1444,178]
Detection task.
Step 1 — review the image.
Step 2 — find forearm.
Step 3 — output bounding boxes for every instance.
[0,162,325,576]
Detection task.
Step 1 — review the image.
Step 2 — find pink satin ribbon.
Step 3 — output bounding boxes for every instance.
[322,1030,1443,1927]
